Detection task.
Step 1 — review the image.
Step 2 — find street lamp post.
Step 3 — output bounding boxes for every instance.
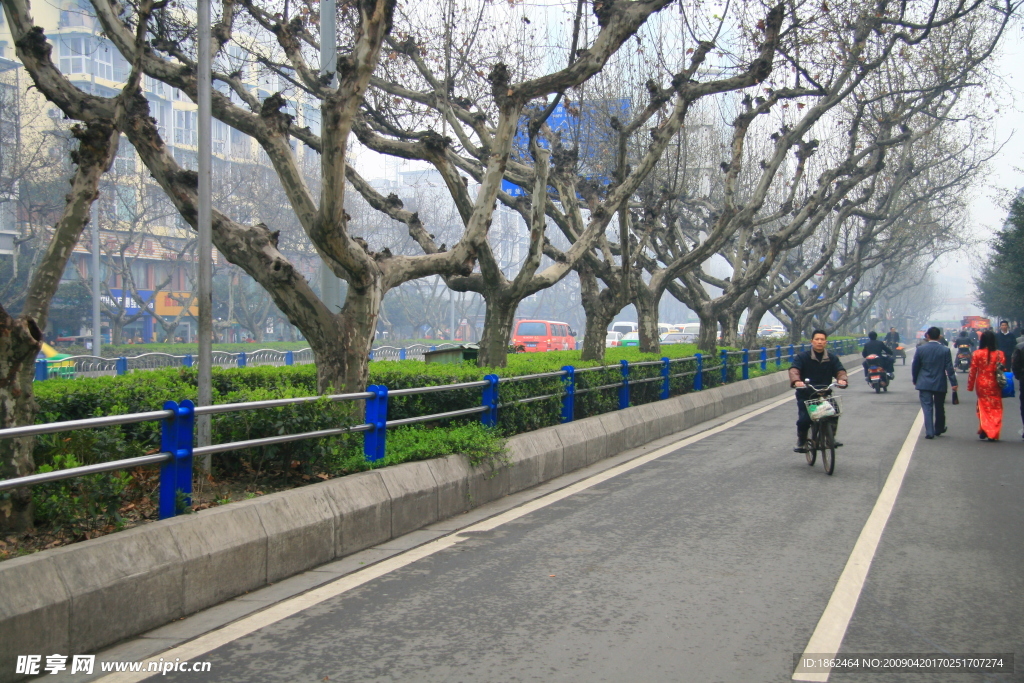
[197,0,213,464]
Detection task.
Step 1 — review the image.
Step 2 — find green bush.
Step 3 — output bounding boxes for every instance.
[28,339,860,489]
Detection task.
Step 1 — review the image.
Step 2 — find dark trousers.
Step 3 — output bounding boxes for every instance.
[919,390,947,437]
[796,390,812,434]
[1019,394,1024,435]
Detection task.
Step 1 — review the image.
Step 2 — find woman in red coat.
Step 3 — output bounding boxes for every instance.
[967,329,1005,441]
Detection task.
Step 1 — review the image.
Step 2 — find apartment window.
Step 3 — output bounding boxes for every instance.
[91,40,112,80]
[212,119,228,154]
[112,50,130,83]
[174,110,197,146]
[115,138,136,174]
[145,76,167,98]
[58,36,87,75]
[114,187,136,222]
[59,0,94,28]
[230,127,249,158]
[147,97,169,140]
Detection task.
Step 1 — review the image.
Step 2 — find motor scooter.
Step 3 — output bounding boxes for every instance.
[954,346,971,373]
[863,353,890,393]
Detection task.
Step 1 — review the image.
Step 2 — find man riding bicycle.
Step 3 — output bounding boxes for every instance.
[790,330,849,453]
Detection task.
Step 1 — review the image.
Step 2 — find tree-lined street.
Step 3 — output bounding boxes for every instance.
[86,352,1023,683]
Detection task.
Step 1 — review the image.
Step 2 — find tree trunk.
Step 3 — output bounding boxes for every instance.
[307,283,382,394]
[476,291,517,368]
[579,266,621,362]
[0,310,43,531]
[696,306,719,354]
[581,300,617,362]
[718,309,740,348]
[634,286,661,354]
[741,302,768,350]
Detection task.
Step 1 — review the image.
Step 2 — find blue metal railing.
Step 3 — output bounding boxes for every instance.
[32,344,461,381]
[4,338,864,520]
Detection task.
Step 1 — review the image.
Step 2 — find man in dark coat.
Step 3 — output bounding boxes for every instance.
[789,330,849,452]
[862,331,895,377]
[995,321,1017,363]
[1011,338,1024,440]
[884,327,900,346]
[912,326,958,439]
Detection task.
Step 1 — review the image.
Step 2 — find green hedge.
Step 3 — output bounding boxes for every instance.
[24,339,858,535]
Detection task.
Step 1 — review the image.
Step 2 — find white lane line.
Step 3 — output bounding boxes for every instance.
[792,410,924,682]
[97,392,793,683]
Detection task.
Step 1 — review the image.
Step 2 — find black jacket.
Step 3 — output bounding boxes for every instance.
[789,349,848,389]
[954,334,976,352]
[862,339,893,358]
[1012,341,1024,381]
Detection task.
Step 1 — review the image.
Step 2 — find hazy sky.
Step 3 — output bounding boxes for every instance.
[939,19,1024,312]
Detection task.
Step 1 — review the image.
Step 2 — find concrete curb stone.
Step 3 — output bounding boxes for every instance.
[0,554,69,678]
[506,426,563,494]
[326,471,391,557]
[378,461,438,538]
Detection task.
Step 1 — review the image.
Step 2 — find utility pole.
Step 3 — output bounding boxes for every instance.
[91,201,101,355]
[319,0,341,317]
[197,0,213,464]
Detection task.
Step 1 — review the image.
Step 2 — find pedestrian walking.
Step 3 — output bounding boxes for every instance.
[1011,337,1024,440]
[967,329,1006,441]
[912,326,958,439]
[995,321,1017,361]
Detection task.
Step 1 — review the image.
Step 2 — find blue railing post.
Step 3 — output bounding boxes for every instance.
[399,348,407,361]
[788,344,794,363]
[800,343,807,355]
[720,349,729,384]
[368,349,375,361]
[618,359,630,409]
[158,399,194,520]
[694,353,703,391]
[363,385,389,462]
[760,347,767,371]
[742,349,750,380]
[237,352,247,368]
[660,357,671,400]
[430,345,437,352]
[285,351,294,366]
[560,366,575,423]
[776,345,782,367]
[34,358,48,381]
[481,374,499,427]
[183,354,194,367]
[116,356,128,375]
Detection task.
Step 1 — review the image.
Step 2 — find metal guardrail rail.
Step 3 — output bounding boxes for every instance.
[33,343,468,381]
[5,339,864,521]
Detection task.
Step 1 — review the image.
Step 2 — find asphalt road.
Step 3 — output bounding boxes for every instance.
[93,350,1024,683]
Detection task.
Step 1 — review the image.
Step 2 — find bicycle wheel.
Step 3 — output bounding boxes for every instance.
[806,423,817,466]
[820,420,836,475]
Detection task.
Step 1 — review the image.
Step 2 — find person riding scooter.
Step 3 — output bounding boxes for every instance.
[954,329,975,372]
[862,331,895,378]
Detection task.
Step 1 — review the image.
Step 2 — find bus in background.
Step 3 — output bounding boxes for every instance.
[512,320,577,352]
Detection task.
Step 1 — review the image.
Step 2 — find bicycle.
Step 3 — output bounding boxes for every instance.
[802,380,843,475]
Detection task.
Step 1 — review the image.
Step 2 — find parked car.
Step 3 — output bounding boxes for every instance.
[620,332,640,347]
[605,331,623,348]
[660,332,696,345]
[609,321,638,337]
[511,319,577,352]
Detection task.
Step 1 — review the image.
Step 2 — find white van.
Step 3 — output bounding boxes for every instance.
[609,321,638,336]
